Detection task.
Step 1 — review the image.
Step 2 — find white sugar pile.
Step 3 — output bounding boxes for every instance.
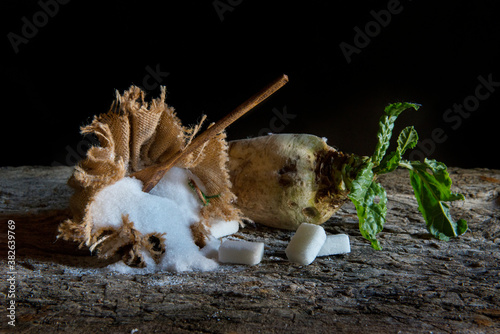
[91,167,226,273]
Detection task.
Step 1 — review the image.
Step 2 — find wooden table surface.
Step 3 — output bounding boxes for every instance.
[1,166,499,333]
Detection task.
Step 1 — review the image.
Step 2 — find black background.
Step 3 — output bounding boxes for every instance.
[2,0,499,168]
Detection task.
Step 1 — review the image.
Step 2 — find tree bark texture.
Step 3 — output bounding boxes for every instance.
[1,166,499,333]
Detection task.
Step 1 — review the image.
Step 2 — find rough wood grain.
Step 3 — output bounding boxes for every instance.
[1,166,499,333]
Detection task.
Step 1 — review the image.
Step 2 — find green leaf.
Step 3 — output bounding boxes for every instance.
[375,126,419,174]
[396,126,419,155]
[403,159,467,240]
[371,102,420,164]
[348,161,388,250]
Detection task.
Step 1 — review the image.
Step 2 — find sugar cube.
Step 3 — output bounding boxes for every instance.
[210,220,239,239]
[317,234,351,256]
[218,240,264,265]
[285,223,326,265]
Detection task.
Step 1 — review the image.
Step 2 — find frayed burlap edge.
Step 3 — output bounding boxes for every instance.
[58,86,242,267]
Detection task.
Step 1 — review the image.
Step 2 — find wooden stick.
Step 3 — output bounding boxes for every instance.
[131,74,289,193]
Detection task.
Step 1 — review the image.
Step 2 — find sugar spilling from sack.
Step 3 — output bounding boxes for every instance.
[91,167,229,273]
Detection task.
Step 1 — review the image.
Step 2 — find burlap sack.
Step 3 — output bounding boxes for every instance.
[58,86,242,267]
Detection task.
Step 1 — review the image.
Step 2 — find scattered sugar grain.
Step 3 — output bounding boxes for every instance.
[107,261,148,275]
[147,275,187,287]
[218,240,264,265]
[285,223,326,265]
[317,234,351,256]
[62,267,101,277]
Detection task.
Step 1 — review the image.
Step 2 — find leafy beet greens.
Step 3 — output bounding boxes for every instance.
[347,102,467,250]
